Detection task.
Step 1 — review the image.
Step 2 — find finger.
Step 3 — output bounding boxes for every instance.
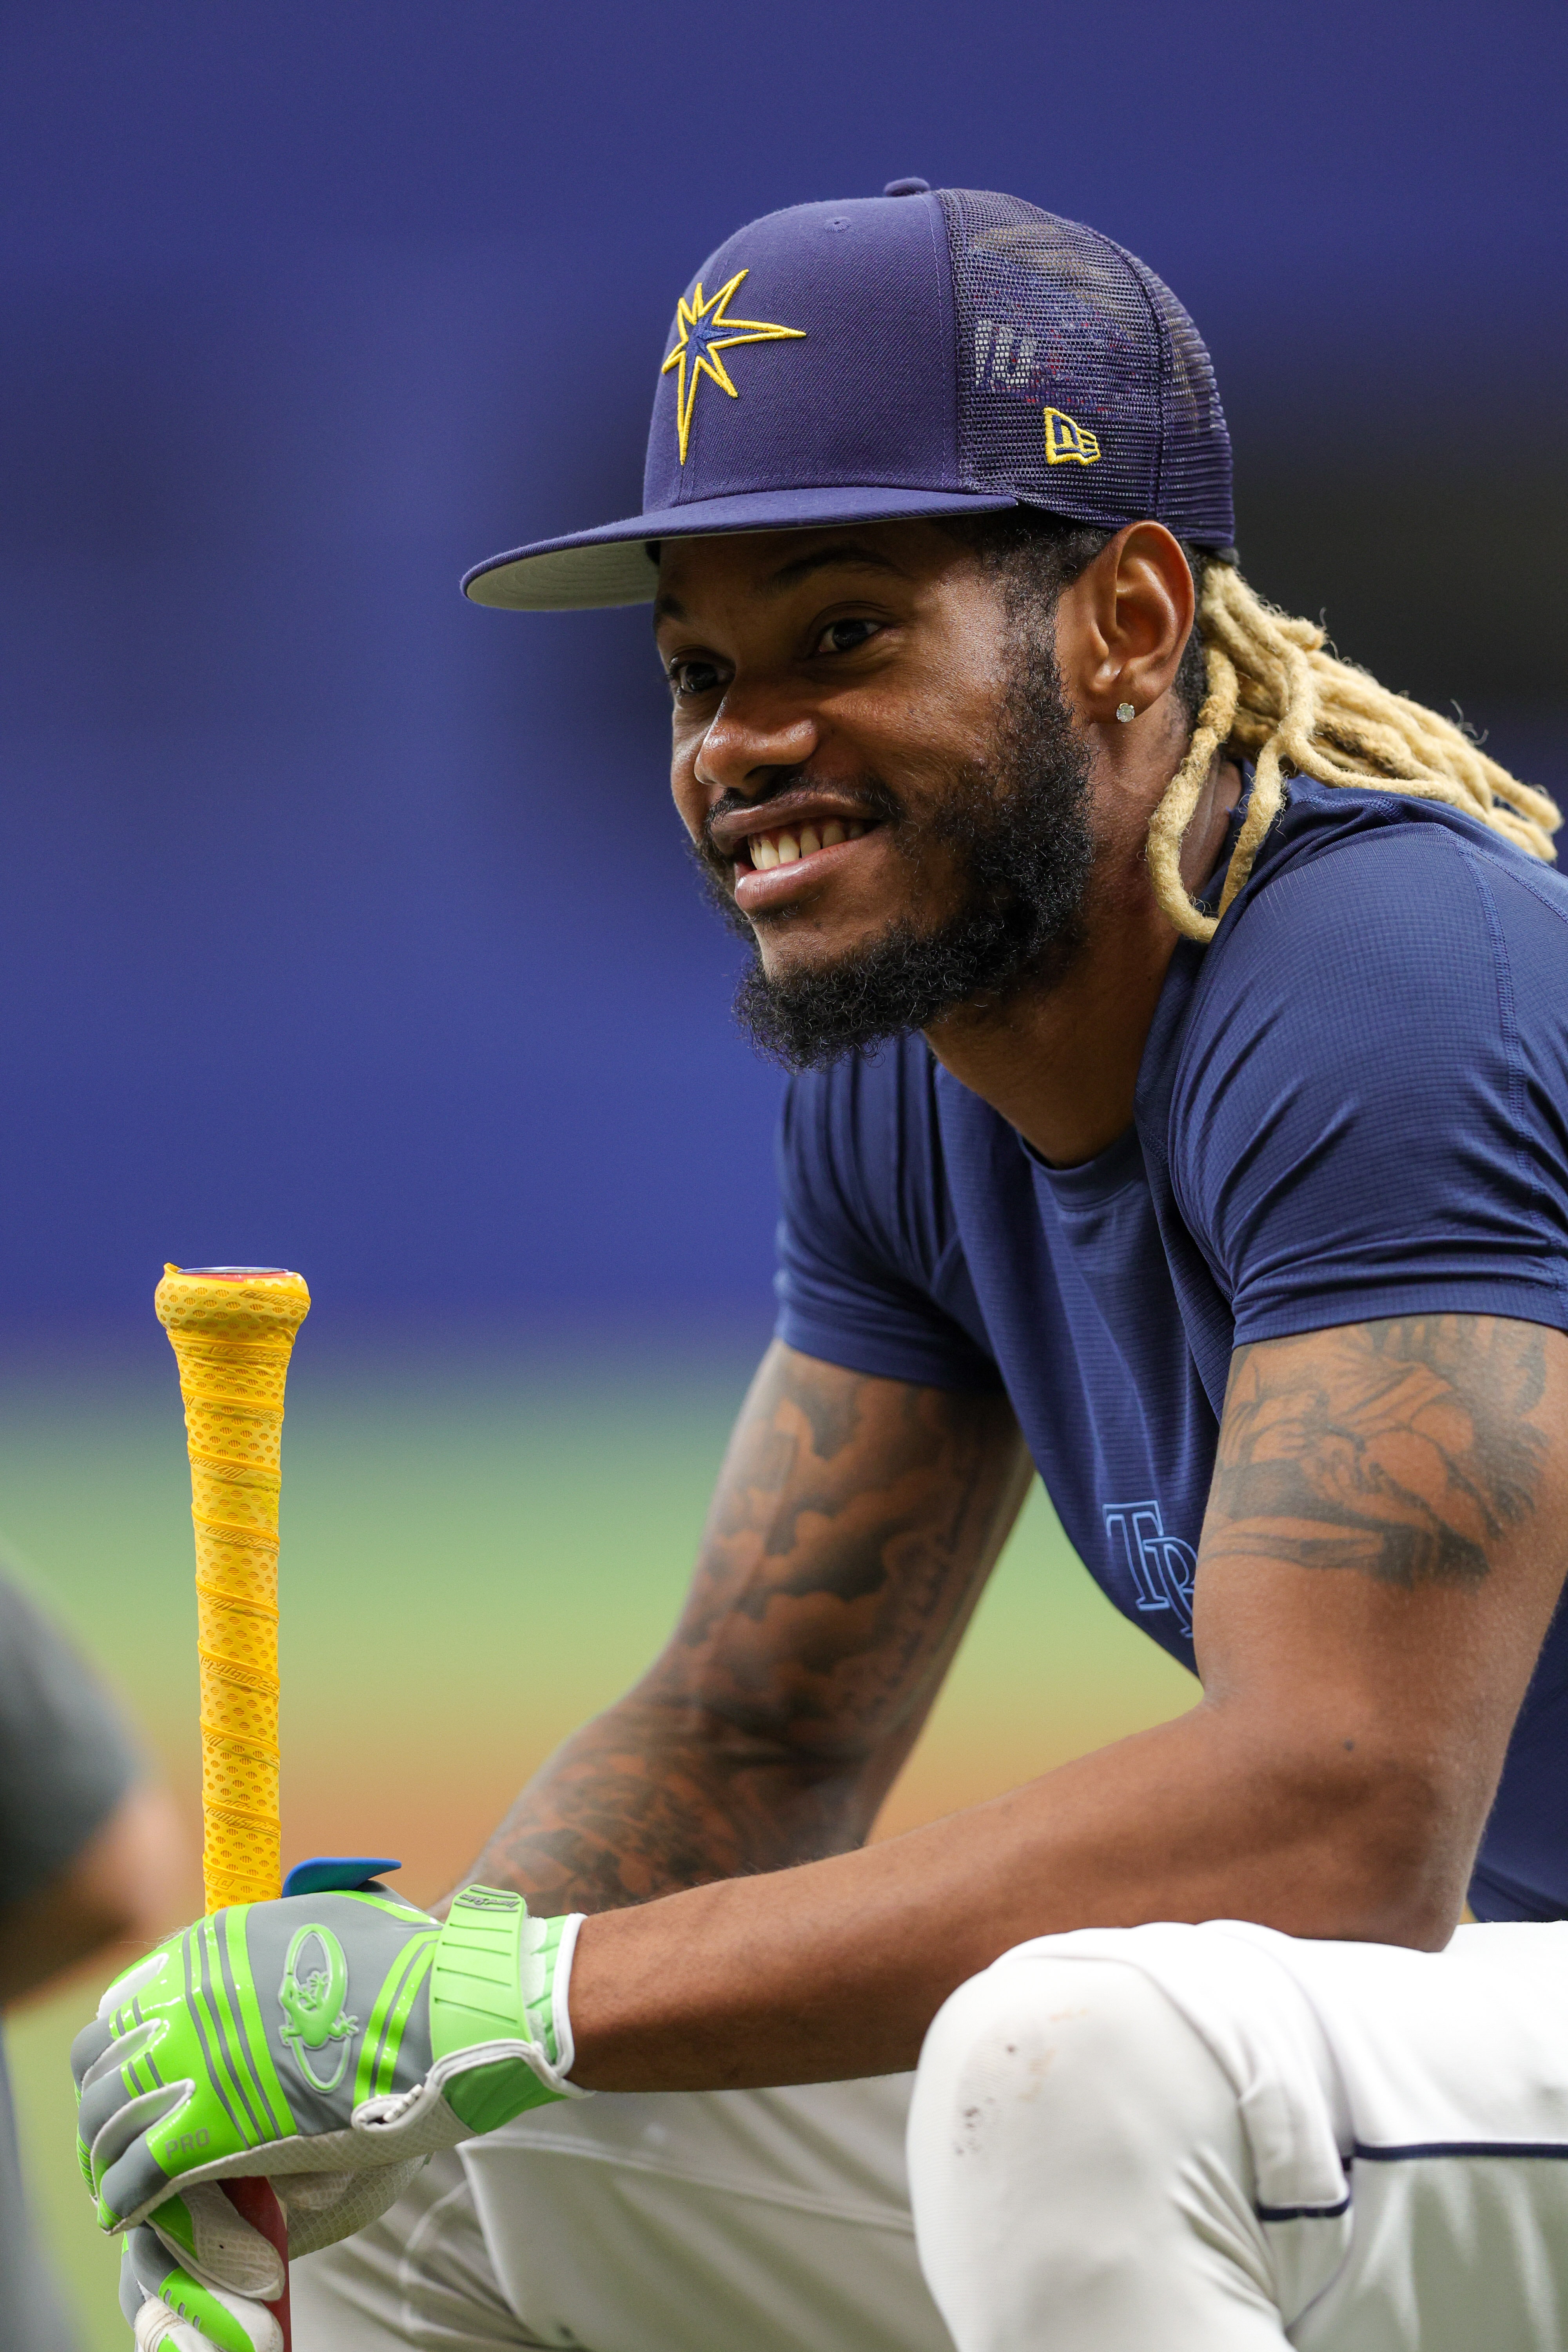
[124,2247,283,2352]
[70,2012,116,2093]
[133,2294,281,2352]
[122,2236,153,2330]
[134,2301,207,2352]
[98,1946,179,2025]
[90,2085,190,2222]
[76,2023,173,2153]
[125,2232,271,2352]
[149,2186,284,2299]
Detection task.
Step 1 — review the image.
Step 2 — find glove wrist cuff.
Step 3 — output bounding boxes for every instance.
[427,1888,588,2131]
[545,1911,586,2087]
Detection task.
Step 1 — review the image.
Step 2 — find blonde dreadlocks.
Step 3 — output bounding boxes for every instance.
[1146,564,1562,944]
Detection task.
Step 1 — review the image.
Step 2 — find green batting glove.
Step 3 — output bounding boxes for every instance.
[118,2166,447,2352]
[73,1886,586,2234]
[118,2186,289,2352]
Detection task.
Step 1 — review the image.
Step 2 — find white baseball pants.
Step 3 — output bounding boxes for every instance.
[292,1920,1568,2351]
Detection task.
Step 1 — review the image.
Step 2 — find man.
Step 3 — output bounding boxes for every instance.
[81,185,1568,2352]
[0,1560,186,2350]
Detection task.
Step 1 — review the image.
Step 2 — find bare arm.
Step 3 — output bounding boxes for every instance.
[568,1314,1568,2089]
[454,1339,1033,1913]
[0,1781,187,2008]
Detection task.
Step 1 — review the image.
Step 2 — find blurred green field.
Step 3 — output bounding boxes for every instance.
[0,1341,1195,2351]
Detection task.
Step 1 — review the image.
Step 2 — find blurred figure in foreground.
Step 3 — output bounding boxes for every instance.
[0,1563,185,2350]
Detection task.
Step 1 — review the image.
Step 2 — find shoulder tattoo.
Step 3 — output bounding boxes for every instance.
[1211,1315,1548,1588]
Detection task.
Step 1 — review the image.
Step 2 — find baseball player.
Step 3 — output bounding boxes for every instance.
[79,183,1568,2352]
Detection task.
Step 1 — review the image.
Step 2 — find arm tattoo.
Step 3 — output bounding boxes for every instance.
[455,1345,1029,1915]
[1210,1315,1548,1589]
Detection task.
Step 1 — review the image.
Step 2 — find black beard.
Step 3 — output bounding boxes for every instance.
[691,625,1095,1072]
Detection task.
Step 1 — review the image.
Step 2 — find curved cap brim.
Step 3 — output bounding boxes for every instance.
[462,484,1019,611]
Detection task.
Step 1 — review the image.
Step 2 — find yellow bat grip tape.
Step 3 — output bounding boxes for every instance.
[155,1266,310,1915]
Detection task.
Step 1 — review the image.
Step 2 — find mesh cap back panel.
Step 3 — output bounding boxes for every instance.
[940,189,1234,551]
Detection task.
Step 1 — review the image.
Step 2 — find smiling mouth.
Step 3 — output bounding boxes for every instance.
[739,818,877,872]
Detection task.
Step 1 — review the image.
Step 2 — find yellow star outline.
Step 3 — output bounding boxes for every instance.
[661,269,806,465]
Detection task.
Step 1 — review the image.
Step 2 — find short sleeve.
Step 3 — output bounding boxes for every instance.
[0,1566,141,1908]
[774,1044,1002,1391]
[1170,827,1568,1345]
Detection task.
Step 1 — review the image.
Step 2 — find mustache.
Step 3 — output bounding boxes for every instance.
[698,771,905,868]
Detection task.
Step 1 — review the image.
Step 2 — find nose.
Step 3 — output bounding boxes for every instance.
[692,696,819,803]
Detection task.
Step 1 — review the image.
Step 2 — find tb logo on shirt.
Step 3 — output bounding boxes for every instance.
[1103,1501,1197,1635]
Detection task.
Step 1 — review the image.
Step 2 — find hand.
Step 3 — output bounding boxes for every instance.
[118,2184,287,2352]
[118,2172,425,2352]
[73,1885,584,2234]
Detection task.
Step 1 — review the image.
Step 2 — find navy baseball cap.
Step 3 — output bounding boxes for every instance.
[463,181,1234,612]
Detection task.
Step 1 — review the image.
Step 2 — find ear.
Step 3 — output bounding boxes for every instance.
[1054,522,1196,728]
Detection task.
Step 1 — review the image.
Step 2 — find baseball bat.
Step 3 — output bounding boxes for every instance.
[156,1263,310,2350]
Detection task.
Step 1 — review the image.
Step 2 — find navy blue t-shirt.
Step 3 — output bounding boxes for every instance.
[774,780,1568,1923]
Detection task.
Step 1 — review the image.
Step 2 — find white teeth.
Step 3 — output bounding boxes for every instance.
[747,818,871,872]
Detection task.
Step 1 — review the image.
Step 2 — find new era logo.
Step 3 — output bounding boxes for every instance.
[1044,407,1101,465]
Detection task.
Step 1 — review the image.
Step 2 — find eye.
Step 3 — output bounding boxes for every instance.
[813,617,882,657]
[667,657,723,699]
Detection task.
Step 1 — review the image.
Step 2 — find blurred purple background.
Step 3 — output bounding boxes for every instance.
[2,0,1563,1337]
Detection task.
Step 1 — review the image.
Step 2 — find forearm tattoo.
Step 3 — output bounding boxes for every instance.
[455,1346,1027,1916]
[1210,1315,1548,1589]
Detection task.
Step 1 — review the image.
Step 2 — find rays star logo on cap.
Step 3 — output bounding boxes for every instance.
[464,189,1238,612]
[661,269,805,465]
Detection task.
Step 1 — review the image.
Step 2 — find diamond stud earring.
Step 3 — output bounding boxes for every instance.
[1115,701,1136,723]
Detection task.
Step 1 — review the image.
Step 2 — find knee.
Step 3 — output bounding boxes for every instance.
[911,1947,1252,2227]
[921,1947,1175,2136]
[909,1953,1267,2350]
